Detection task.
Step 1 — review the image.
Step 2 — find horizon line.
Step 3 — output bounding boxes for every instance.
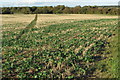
[0,4,119,8]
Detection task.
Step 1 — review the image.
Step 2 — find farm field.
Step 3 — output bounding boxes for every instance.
[2,14,119,78]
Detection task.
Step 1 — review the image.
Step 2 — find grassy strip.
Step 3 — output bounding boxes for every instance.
[107,30,119,78]
[104,20,120,78]
[94,29,119,78]
[16,14,37,40]
[118,19,120,78]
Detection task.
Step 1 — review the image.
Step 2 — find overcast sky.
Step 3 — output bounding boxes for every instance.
[0,0,119,7]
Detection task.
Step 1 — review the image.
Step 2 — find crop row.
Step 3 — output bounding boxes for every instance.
[2,18,118,78]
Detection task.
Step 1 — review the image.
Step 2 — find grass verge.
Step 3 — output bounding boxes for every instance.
[94,29,119,78]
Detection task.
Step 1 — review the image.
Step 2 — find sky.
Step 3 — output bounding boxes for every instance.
[0,0,119,7]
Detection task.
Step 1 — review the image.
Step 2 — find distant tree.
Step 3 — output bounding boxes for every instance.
[42,7,49,14]
[53,5,65,14]
[83,6,93,14]
[30,7,37,13]
[1,5,118,15]
[63,7,72,14]
[80,7,87,14]
[34,7,43,14]
[107,8,118,15]
[72,6,81,14]
[92,6,98,9]
[2,7,12,14]
[21,7,31,14]
[98,8,104,14]
[102,8,108,14]
[47,6,54,14]
[11,7,16,14]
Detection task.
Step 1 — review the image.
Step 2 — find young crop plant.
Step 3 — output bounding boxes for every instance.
[2,16,118,78]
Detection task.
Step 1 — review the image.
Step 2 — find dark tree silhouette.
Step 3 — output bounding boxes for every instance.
[1,5,118,15]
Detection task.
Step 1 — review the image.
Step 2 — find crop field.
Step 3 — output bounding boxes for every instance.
[2,14,118,78]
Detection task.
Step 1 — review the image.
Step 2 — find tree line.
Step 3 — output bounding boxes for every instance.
[1,5,118,15]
